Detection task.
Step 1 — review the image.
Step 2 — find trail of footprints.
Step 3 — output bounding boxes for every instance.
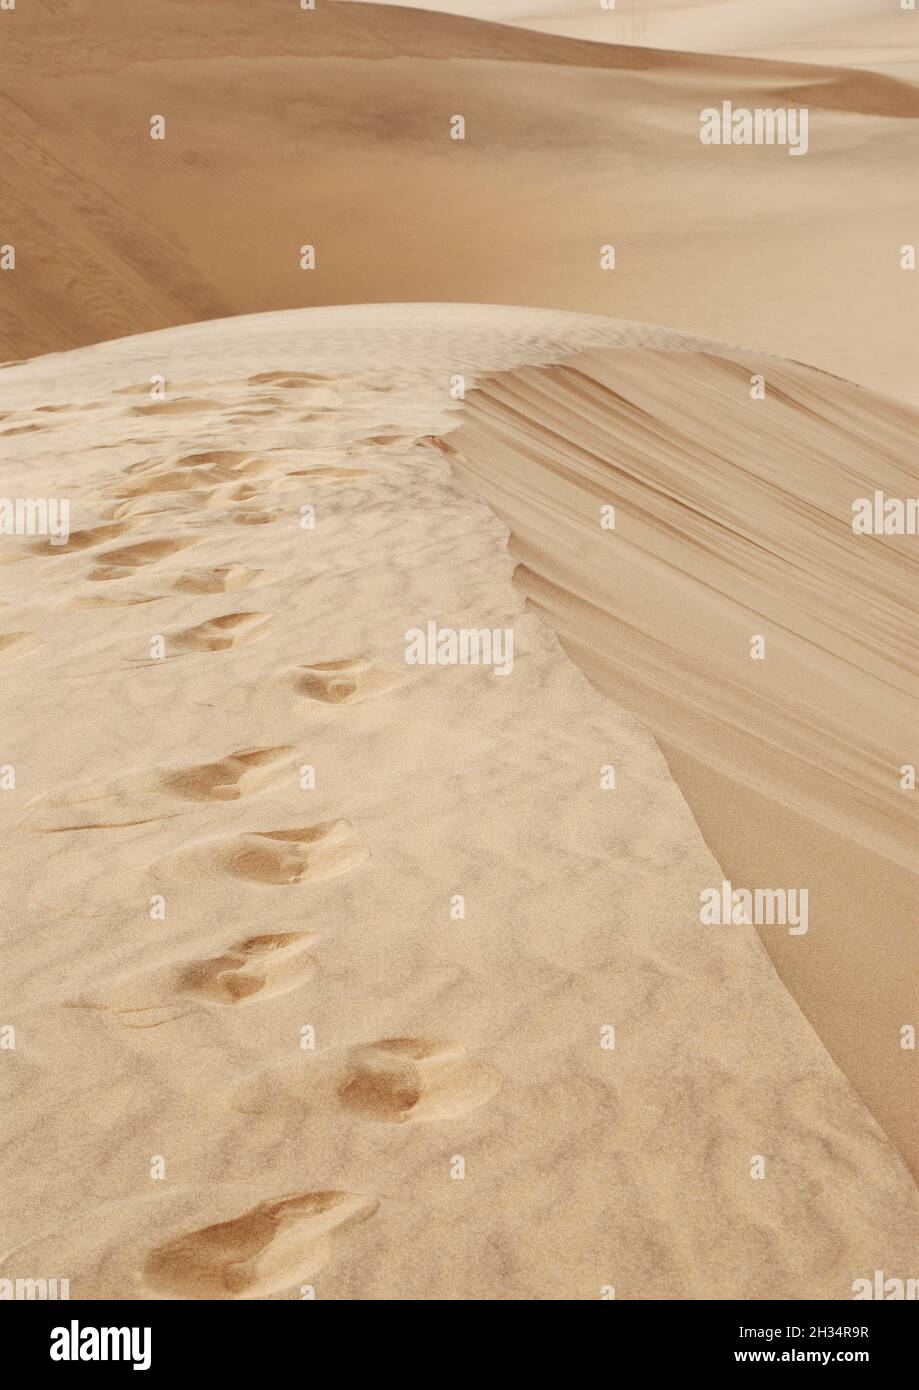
[14,372,502,1296]
[2,370,417,647]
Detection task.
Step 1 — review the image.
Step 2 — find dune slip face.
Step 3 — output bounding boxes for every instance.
[439,343,919,1180]
[1,303,917,1300]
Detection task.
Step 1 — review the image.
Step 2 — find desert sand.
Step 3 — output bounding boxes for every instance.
[2,1,918,403]
[441,342,919,1179]
[1,303,918,1299]
[348,1,919,80]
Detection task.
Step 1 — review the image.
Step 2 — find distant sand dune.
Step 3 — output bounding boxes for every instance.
[2,2,917,402]
[345,1,919,79]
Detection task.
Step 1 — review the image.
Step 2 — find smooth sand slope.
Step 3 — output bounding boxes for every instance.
[2,1,918,402]
[347,1,919,80]
[1,304,917,1298]
[441,343,919,1179]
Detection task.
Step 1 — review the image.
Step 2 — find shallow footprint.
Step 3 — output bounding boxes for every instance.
[286,466,373,482]
[171,450,273,480]
[173,611,272,652]
[207,820,367,885]
[338,1038,502,1124]
[0,631,35,655]
[247,371,336,388]
[21,746,292,831]
[179,932,319,1005]
[28,522,133,556]
[86,537,199,581]
[167,565,274,595]
[64,592,161,609]
[294,657,397,705]
[228,509,282,527]
[158,746,293,801]
[129,398,216,417]
[142,1189,378,1298]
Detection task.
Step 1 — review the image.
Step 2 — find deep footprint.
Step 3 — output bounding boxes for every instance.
[143,1190,377,1298]
[158,746,293,801]
[179,932,319,1004]
[173,612,273,652]
[338,1038,502,1123]
[209,820,368,885]
[294,657,397,705]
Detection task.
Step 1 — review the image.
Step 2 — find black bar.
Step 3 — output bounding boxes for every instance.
[2,1299,914,1374]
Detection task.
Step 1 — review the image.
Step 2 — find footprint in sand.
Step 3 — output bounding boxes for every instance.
[246,371,337,388]
[167,565,274,595]
[64,592,162,609]
[28,521,134,556]
[224,479,293,505]
[338,1038,502,1124]
[66,931,316,1029]
[0,632,36,655]
[159,746,293,801]
[228,509,282,527]
[294,657,397,705]
[172,611,272,652]
[105,451,276,503]
[21,745,294,831]
[179,932,319,1005]
[361,430,415,447]
[85,536,198,582]
[142,1190,377,1298]
[203,819,367,885]
[171,449,275,478]
[129,398,217,417]
[286,466,373,482]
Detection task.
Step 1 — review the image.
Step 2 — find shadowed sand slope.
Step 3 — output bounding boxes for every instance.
[0,304,917,1298]
[2,1,918,401]
[346,1,919,80]
[439,345,919,1177]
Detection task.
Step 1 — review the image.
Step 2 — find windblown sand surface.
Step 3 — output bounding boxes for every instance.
[441,344,919,1179]
[350,1,919,81]
[1,304,917,1299]
[3,1,918,403]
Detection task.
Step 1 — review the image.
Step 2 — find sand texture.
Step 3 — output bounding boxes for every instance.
[1,304,917,1299]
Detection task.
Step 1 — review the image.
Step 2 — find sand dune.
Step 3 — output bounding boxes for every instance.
[1,303,917,1298]
[440,343,919,1179]
[2,1,918,403]
[347,1,919,79]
